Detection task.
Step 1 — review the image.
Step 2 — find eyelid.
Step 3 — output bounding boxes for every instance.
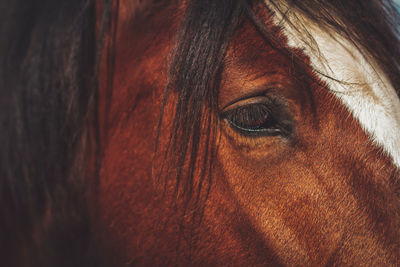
[221,95,272,113]
[220,87,276,111]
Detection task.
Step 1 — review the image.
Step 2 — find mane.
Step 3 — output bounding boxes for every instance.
[0,0,399,265]
[155,0,249,213]
[0,0,111,265]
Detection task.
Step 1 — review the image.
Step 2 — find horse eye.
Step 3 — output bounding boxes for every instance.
[221,99,294,138]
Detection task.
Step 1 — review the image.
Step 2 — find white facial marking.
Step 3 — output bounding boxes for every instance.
[266,1,400,167]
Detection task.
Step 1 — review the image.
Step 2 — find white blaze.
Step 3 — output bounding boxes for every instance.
[266,1,400,167]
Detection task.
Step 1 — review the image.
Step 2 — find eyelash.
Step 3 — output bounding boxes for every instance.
[221,99,293,138]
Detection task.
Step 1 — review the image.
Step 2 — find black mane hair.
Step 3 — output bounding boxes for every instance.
[156,0,249,211]
[0,0,113,265]
[1,0,399,265]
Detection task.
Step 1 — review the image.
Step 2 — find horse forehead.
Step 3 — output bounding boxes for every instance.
[266,4,400,168]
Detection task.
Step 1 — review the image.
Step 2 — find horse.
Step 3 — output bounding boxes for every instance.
[1,0,400,266]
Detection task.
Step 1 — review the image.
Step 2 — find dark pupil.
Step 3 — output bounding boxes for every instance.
[223,103,278,132]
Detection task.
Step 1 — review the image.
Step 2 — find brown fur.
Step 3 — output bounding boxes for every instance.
[95,0,400,266]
